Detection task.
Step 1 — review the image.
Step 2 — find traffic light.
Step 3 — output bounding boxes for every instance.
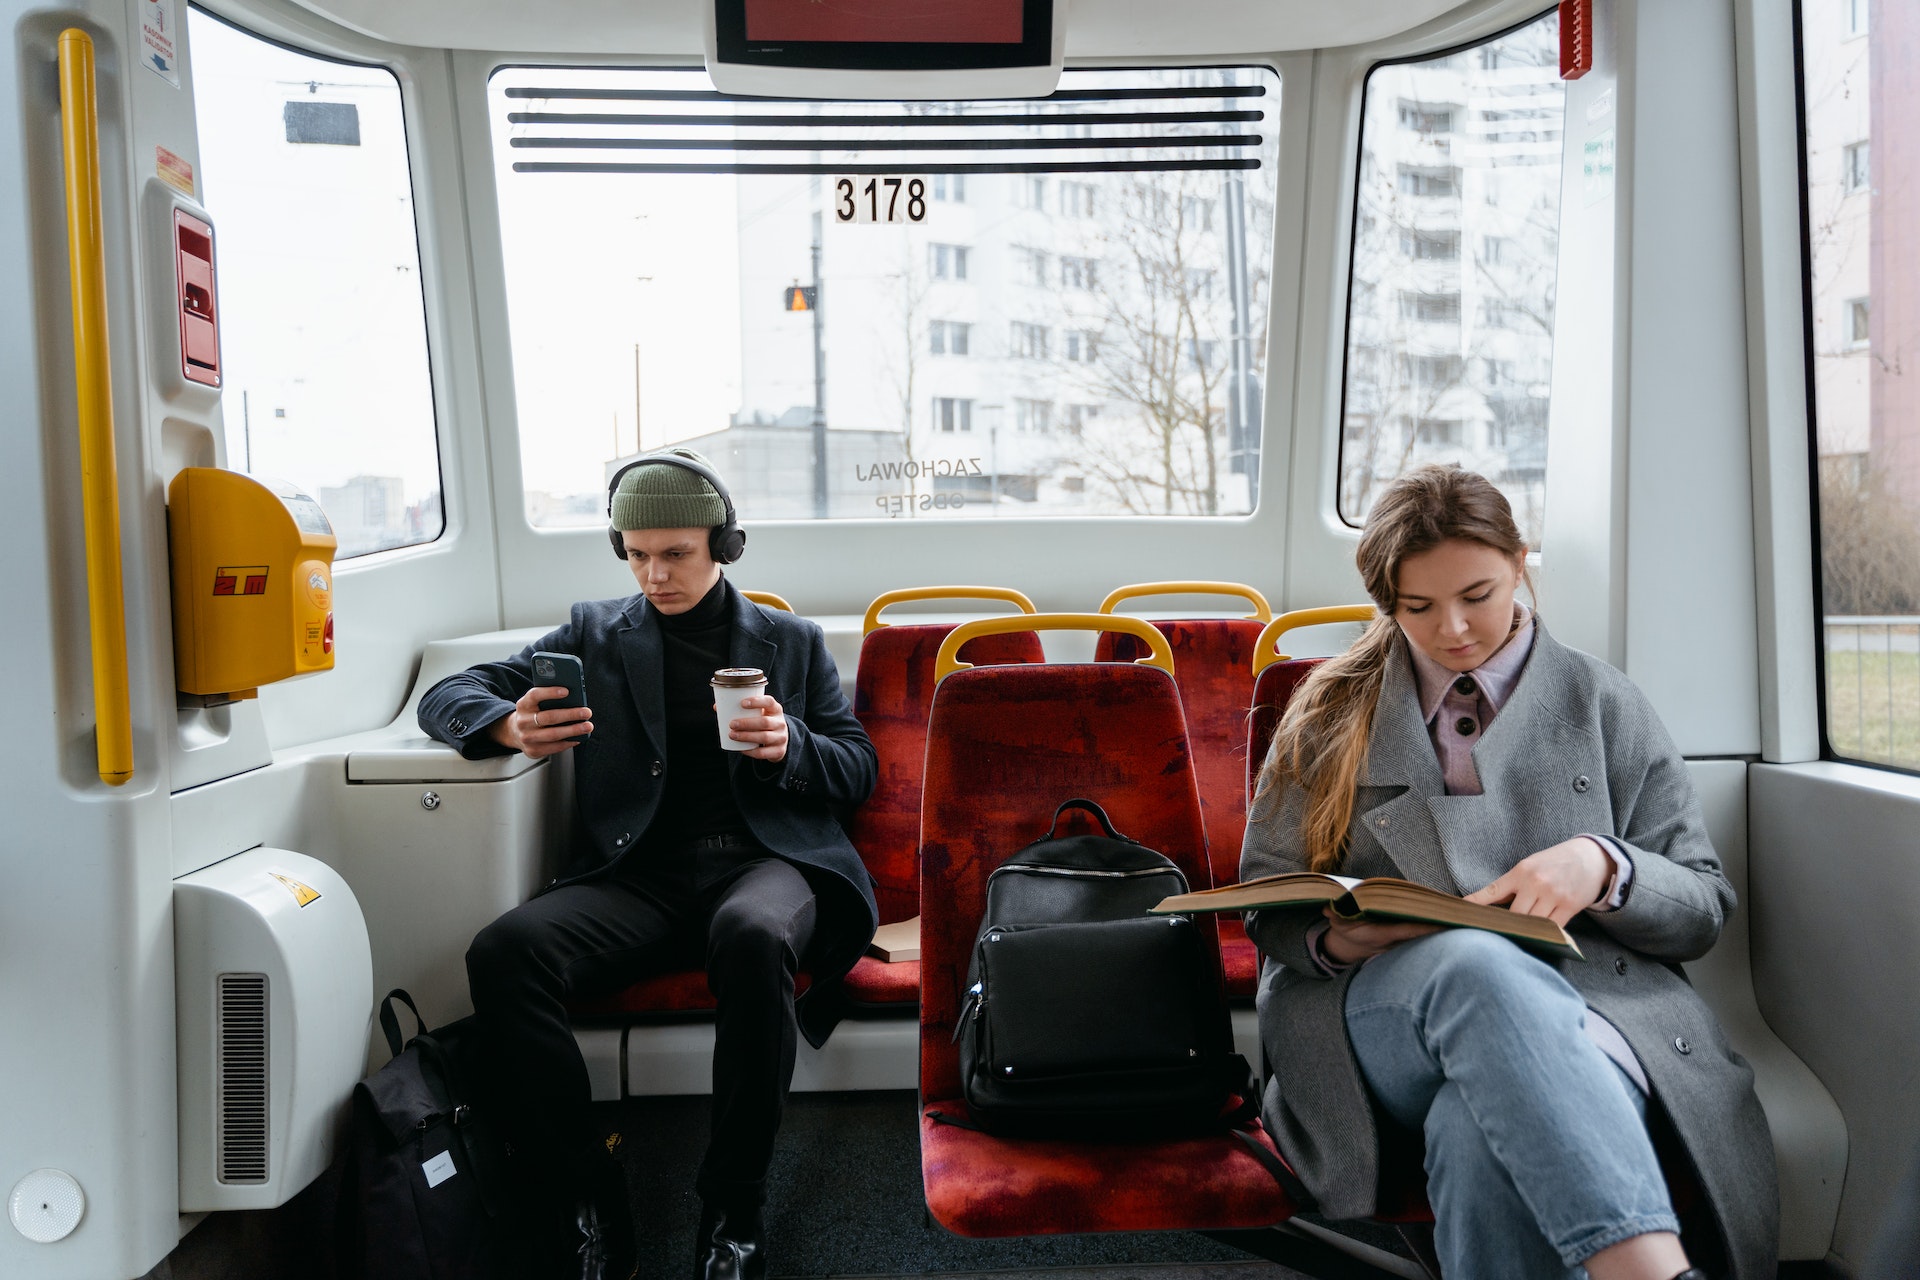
[784,284,817,312]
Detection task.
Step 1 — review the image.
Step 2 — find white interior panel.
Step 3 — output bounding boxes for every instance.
[1750,763,1920,1272]
[1617,0,1760,757]
[1682,761,1844,1260]
[287,0,1471,60]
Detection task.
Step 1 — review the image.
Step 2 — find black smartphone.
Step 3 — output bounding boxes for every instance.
[530,651,587,713]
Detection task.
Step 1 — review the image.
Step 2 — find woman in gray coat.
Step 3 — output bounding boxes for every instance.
[1242,465,1775,1280]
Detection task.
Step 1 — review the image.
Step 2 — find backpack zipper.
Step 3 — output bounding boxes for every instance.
[953,980,985,1043]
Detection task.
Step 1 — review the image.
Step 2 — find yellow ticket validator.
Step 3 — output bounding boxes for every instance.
[168,467,338,700]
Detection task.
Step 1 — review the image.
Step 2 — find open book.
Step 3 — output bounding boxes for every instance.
[1151,874,1583,961]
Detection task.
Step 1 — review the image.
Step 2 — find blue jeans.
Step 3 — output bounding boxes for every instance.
[1344,929,1680,1278]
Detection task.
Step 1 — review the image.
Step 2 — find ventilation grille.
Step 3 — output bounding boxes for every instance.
[501,67,1275,178]
[216,973,269,1184]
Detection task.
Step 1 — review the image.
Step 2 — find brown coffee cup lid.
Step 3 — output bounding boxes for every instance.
[711,667,767,688]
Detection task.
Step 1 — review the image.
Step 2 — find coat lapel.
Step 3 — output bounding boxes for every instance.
[723,586,780,777]
[728,585,781,677]
[1426,621,1584,892]
[1356,641,1459,892]
[1359,620,1584,896]
[617,595,668,761]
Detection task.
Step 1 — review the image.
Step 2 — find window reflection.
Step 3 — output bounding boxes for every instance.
[1339,12,1565,546]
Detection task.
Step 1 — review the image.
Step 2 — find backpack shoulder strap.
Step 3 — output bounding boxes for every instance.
[377,989,426,1060]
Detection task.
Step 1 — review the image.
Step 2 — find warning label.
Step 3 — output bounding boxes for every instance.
[268,872,321,907]
[156,146,194,197]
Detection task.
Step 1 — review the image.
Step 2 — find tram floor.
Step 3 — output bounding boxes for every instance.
[149,1089,1356,1279]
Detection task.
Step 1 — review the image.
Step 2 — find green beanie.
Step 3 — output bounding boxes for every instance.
[610,449,728,531]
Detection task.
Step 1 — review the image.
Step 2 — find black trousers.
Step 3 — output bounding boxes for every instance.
[465,842,818,1207]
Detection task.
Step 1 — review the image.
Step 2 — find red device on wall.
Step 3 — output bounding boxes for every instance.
[1560,0,1594,80]
[174,208,221,388]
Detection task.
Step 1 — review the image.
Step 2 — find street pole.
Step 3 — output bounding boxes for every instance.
[809,212,828,519]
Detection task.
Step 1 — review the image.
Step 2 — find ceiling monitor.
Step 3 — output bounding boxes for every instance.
[705,0,1065,100]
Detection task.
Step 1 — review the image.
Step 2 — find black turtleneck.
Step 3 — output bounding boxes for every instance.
[644,575,752,853]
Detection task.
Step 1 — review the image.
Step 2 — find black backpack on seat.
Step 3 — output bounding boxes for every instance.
[953,798,1253,1136]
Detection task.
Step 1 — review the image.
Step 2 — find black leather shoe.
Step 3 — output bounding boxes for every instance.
[694,1200,766,1280]
[1670,1271,1710,1280]
[567,1162,637,1280]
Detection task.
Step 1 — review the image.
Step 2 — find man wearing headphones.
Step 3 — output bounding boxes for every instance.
[419,449,878,1280]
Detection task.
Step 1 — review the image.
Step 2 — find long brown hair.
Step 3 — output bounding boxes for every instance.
[1255,465,1529,872]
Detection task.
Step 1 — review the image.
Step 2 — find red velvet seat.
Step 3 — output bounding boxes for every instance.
[847,599,1043,1009]
[1245,657,1327,804]
[917,652,1295,1238]
[1098,615,1266,999]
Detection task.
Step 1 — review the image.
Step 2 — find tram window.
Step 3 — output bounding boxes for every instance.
[1801,2,1920,771]
[187,9,442,559]
[488,64,1280,522]
[1338,9,1565,546]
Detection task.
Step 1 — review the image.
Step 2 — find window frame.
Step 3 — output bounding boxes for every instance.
[187,4,447,563]
[1795,1,1920,778]
[1333,5,1566,540]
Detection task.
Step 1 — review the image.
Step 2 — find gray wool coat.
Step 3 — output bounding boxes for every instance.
[1241,621,1778,1280]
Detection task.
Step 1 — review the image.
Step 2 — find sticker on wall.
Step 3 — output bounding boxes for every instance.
[156,146,194,197]
[268,872,321,907]
[140,0,181,87]
[1583,128,1616,206]
[213,565,268,596]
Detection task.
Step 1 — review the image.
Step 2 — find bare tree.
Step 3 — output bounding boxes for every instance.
[1069,172,1269,514]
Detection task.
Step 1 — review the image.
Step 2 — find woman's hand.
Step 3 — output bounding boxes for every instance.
[1320,908,1441,965]
[487,686,593,759]
[1463,837,1611,927]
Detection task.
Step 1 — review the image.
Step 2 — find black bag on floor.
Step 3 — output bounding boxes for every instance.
[336,990,533,1280]
[954,798,1254,1136]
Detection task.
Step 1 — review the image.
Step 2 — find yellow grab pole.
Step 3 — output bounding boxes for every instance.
[58,29,133,786]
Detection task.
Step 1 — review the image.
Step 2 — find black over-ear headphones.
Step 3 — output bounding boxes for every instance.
[605,451,747,565]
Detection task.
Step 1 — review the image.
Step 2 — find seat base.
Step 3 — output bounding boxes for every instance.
[919,1102,1295,1238]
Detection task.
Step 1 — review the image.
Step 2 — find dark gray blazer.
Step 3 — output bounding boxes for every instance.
[1241,622,1777,1279]
[417,582,879,1042]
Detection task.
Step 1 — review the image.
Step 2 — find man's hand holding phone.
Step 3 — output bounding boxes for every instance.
[490,651,593,758]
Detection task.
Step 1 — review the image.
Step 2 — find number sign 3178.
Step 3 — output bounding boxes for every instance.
[834,176,928,224]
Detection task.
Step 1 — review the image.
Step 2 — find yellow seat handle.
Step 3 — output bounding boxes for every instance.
[1097,581,1272,622]
[863,585,1037,636]
[1252,606,1377,674]
[936,614,1175,684]
[742,590,794,613]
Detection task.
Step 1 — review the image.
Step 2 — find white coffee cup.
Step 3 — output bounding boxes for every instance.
[711,667,769,752]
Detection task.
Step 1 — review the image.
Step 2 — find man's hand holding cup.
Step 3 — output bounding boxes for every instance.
[712,667,785,761]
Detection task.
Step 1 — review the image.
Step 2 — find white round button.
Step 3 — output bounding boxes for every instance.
[9,1169,84,1243]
